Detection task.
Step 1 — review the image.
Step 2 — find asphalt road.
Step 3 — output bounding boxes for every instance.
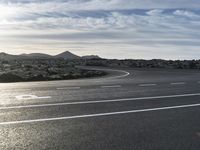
[0,67,200,150]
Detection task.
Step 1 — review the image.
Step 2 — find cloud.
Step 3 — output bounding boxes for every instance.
[146,9,163,16]
[2,0,200,11]
[173,10,199,18]
[0,0,200,59]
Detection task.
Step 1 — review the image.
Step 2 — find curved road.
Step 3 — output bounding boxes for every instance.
[0,67,200,149]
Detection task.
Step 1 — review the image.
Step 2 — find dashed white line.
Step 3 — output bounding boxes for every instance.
[170,82,186,85]
[56,87,81,90]
[139,84,157,87]
[1,103,200,125]
[101,85,122,88]
[1,89,32,92]
[15,95,51,100]
[1,93,200,110]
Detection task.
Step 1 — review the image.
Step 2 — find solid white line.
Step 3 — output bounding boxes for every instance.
[84,67,130,79]
[0,103,200,125]
[105,70,130,79]
[101,85,122,88]
[170,82,186,85]
[1,93,200,110]
[109,70,130,79]
[56,87,80,90]
[139,84,157,87]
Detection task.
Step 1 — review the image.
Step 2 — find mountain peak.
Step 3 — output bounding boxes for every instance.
[55,51,80,59]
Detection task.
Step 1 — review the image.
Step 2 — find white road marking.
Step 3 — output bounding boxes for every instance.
[82,67,130,79]
[56,87,80,90]
[170,82,186,85]
[0,103,200,125]
[15,95,51,100]
[1,89,31,92]
[139,84,157,87]
[2,93,200,110]
[105,70,130,79]
[101,85,122,88]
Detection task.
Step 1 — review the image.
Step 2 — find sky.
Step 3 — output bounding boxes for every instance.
[0,0,200,59]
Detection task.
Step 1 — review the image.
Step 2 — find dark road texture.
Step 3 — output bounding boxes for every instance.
[0,67,200,150]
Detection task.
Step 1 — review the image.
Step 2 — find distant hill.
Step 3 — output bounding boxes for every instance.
[81,55,101,59]
[55,51,80,59]
[0,52,14,60]
[20,53,53,59]
[0,51,101,60]
[0,52,27,60]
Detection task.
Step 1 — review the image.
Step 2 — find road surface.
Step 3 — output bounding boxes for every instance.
[0,67,200,150]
